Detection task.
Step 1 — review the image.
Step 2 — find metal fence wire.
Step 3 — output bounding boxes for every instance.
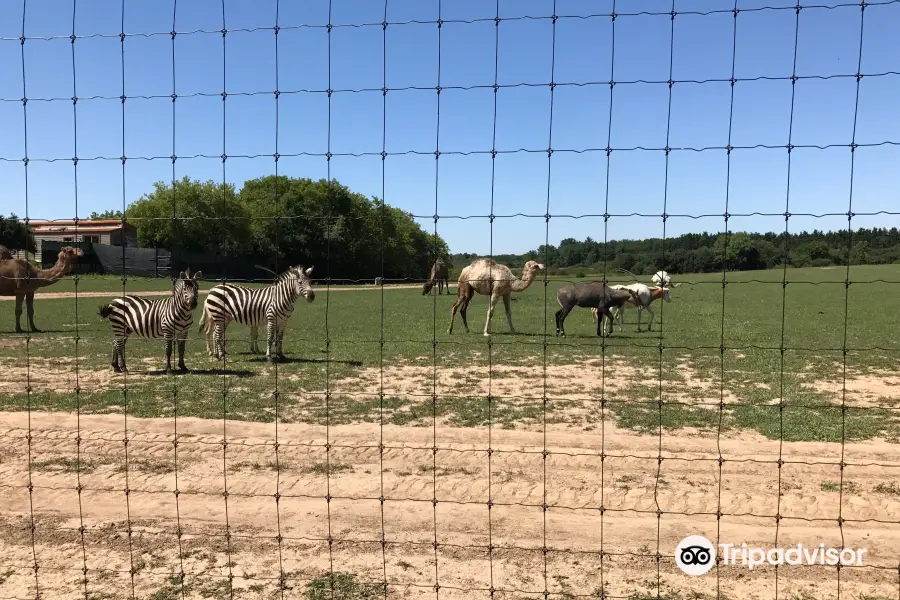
[1,1,900,599]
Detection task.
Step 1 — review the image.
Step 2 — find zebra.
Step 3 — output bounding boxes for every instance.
[198,264,315,363]
[97,268,203,374]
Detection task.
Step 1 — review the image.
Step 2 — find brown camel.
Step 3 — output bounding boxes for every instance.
[447,258,545,337]
[0,246,83,332]
[422,258,450,295]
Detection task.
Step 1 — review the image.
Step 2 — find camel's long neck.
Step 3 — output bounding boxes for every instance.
[33,262,71,288]
[510,274,535,292]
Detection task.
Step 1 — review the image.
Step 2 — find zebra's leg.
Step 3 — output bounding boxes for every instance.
[116,338,127,373]
[265,318,277,363]
[111,339,121,372]
[164,336,174,374]
[213,322,227,360]
[275,325,286,360]
[177,336,188,372]
[204,321,214,356]
[249,325,260,354]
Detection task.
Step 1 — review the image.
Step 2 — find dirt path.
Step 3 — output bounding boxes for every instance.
[0,411,897,599]
[0,283,427,301]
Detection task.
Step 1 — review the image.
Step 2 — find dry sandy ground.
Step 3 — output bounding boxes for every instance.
[0,284,425,301]
[1,411,899,600]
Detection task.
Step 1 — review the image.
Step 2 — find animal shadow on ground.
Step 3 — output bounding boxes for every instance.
[2,328,69,334]
[143,368,256,377]
[246,356,364,367]
[561,333,641,340]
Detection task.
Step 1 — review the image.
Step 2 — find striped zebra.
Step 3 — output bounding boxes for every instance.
[98,268,202,374]
[198,264,315,362]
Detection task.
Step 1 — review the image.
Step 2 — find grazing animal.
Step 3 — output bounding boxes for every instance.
[199,264,315,362]
[593,269,681,332]
[98,268,202,374]
[422,258,450,295]
[448,258,545,336]
[591,271,681,331]
[0,245,83,333]
[555,281,640,338]
[601,283,671,333]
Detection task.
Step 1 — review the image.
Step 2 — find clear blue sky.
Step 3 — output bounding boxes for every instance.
[1,0,898,255]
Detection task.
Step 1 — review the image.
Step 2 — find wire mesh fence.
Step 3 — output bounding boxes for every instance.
[1,1,899,599]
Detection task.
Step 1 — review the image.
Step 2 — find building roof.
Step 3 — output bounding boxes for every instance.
[27,219,135,235]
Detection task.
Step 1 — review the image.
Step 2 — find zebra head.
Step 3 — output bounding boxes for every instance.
[175,268,202,310]
[288,265,315,303]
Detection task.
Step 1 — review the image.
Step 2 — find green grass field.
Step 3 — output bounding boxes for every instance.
[1,264,899,443]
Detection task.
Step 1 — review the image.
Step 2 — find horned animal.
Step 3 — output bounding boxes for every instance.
[590,283,674,333]
[554,281,640,337]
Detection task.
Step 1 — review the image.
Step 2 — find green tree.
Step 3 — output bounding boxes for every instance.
[237,175,449,280]
[791,239,832,267]
[0,214,35,252]
[89,209,124,220]
[714,232,766,270]
[849,240,870,265]
[125,176,250,255]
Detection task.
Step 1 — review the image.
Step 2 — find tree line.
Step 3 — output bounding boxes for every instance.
[3,176,451,282]
[4,179,899,279]
[452,227,900,276]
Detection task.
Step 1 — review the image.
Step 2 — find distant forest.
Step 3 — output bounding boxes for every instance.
[451,227,900,276]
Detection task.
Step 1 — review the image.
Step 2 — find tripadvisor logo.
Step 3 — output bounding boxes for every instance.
[675,535,716,576]
[674,535,868,576]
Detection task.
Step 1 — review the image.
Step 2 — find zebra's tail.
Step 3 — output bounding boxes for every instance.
[97,303,114,319]
[197,302,214,335]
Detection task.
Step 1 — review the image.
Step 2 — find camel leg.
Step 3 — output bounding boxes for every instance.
[25,292,40,333]
[447,296,462,334]
[14,294,25,333]
[459,287,473,333]
[447,284,471,334]
[502,294,516,334]
[483,294,501,337]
